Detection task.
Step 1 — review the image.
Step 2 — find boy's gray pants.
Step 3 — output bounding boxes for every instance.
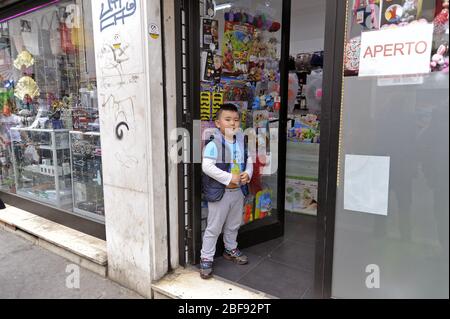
[201,188,244,261]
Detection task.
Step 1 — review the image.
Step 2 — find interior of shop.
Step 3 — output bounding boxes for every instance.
[197,0,448,298]
[198,0,326,299]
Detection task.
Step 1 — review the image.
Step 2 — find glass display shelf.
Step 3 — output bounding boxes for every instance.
[10,128,72,209]
[69,131,104,223]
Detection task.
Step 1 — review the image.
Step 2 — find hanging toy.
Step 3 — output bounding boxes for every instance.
[434,0,449,35]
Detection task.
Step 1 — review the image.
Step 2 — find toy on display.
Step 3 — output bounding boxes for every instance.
[202,18,219,51]
[200,90,212,121]
[430,44,449,72]
[222,21,254,74]
[212,91,224,120]
[243,195,254,224]
[288,114,320,144]
[254,189,272,220]
[353,0,382,29]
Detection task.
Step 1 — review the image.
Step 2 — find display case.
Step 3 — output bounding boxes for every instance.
[10,128,73,208]
[69,131,104,223]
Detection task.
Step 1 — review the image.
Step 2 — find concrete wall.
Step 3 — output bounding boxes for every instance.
[91,0,168,298]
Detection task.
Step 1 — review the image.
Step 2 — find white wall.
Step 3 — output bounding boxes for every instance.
[290,0,326,54]
[91,0,168,298]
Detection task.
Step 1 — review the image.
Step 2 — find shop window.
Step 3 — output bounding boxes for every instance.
[332,0,449,298]
[344,0,448,76]
[0,0,104,223]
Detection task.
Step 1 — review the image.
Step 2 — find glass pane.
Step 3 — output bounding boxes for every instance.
[0,0,104,222]
[199,0,284,237]
[332,0,449,298]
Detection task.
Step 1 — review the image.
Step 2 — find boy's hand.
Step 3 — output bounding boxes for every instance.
[230,174,241,186]
[240,172,250,185]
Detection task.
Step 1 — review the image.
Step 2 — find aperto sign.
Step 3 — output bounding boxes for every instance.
[358,23,434,77]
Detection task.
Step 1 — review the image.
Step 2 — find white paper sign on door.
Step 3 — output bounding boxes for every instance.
[344,155,390,216]
[359,23,433,77]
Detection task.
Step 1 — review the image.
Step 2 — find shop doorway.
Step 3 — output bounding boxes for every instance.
[175,0,342,299]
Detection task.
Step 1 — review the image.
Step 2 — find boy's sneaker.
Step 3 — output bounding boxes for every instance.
[200,259,213,279]
[223,248,248,265]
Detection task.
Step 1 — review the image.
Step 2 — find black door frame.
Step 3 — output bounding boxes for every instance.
[174,0,346,299]
[314,0,346,299]
[177,0,292,264]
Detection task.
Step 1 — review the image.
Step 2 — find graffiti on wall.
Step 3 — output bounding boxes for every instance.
[100,0,138,32]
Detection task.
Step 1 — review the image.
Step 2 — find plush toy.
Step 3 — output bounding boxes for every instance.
[431,44,449,71]
[442,57,449,73]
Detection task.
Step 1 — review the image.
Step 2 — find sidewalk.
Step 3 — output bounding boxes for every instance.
[0,229,143,299]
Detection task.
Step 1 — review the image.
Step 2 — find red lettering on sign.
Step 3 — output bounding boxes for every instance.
[405,42,415,55]
[394,43,405,56]
[384,44,394,57]
[374,45,384,57]
[363,40,429,59]
[415,41,427,54]
[363,46,374,58]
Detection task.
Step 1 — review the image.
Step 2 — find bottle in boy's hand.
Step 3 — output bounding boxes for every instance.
[230,160,241,187]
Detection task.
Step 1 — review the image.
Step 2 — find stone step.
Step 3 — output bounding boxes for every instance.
[0,205,107,277]
[152,267,274,299]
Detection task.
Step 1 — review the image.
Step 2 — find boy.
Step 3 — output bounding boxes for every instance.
[200,104,253,279]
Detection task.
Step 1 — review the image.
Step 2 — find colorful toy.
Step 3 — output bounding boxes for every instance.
[252,96,261,110]
[431,44,449,72]
[200,91,212,121]
[243,196,254,224]
[255,189,272,220]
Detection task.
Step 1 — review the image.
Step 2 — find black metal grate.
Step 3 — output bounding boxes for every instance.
[175,0,193,266]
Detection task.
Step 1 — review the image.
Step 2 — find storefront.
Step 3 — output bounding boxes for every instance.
[0,0,106,238]
[1,0,448,299]
[174,0,449,299]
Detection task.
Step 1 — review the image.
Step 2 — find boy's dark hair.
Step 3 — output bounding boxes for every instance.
[216,103,240,120]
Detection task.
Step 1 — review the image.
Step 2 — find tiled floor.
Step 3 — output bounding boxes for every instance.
[213,213,317,299]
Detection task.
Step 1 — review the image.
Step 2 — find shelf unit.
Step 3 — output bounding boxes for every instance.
[10,128,73,209]
[69,131,104,223]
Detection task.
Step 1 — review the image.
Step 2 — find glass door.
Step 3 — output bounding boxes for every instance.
[196,0,290,259]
